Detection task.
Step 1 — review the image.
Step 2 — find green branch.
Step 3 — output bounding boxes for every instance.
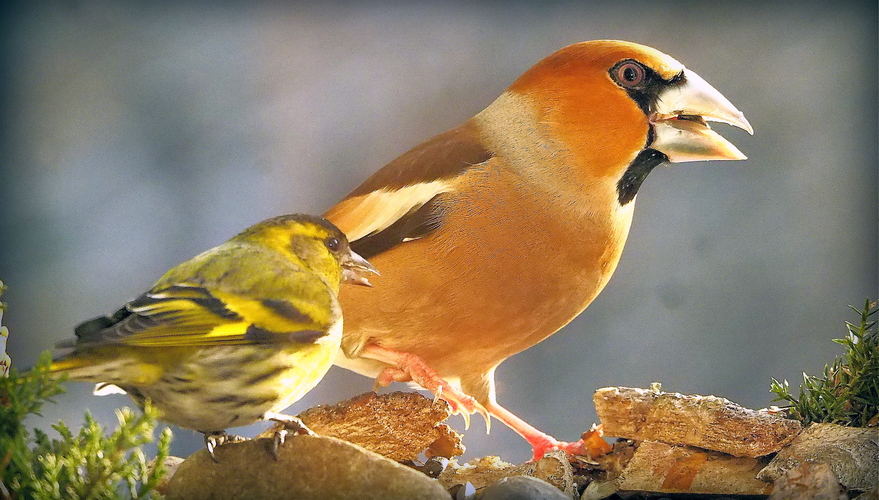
[0,281,172,499]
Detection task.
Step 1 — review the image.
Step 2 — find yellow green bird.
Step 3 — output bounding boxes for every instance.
[50,214,377,455]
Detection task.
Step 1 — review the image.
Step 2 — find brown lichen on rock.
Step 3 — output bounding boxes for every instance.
[594,386,802,457]
[758,423,879,492]
[165,435,451,500]
[260,391,464,461]
[617,441,774,496]
[437,450,575,497]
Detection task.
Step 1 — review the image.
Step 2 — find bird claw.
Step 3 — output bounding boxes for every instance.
[368,346,491,431]
[271,429,288,459]
[264,411,315,459]
[526,434,610,462]
[459,406,471,430]
[523,434,574,462]
[435,389,491,432]
[202,431,246,462]
[433,385,443,404]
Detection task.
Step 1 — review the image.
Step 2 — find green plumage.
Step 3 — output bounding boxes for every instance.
[50,214,375,436]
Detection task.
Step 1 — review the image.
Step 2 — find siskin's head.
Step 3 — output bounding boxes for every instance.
[234,214,378,287]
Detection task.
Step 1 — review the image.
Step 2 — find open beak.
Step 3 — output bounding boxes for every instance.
[650,68,753,163]
[341,250,379,287]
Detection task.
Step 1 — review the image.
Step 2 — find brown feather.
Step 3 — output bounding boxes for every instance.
[325,120,491,248]
[345,120,492,197]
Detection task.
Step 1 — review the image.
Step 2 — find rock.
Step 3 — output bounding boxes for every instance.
[438,451,575,498]
[151,455,184,495]
[758,423,879,491]
[594,386,802,457]
[480,476,570,500]
[854,487,879,500]
[616,441,774,496]
[418,456,451,478]
[579,425,613,459]
[588,439,637,480]
[448,482,476,500]
[768,462,847,500]
[428,423,466,458]
[260,391,465,461]
[579,479,618,500]
[165,435,451,500]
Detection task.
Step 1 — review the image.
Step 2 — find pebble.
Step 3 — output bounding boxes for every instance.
[480,476,570,500]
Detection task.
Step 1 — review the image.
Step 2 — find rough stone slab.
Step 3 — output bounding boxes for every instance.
[758,423,878,491]
[594,386,802,457]
[165,435,451,500]
[438,451,575,498]
[768,462,847,500]
[617,441,774,496]
[260,391,464,461]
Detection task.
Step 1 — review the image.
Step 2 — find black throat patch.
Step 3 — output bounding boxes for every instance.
[616,148,669,205]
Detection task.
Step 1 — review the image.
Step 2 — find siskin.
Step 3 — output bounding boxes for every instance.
[50,214,377,455]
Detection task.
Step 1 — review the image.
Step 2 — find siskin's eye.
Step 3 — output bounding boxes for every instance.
[614,61,645,88]
[325,237,340,251]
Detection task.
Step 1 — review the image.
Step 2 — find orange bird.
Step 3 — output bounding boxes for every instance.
[324,40,752,460]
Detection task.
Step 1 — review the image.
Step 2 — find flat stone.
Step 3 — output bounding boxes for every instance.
[260,391,464,461]
[594,386,802,457]
[616,440,774,496]
[438,451,575,498]
[165,435,451,500]
[758,423,878,491]
[768,462,847,500]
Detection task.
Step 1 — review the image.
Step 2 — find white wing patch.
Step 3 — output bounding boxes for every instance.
[328,181,453,241]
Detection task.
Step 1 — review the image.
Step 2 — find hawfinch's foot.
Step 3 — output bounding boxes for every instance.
[488,402,612,461]
[366,344,490,429]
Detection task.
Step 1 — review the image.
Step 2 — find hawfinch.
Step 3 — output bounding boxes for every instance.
[324,40,752,460]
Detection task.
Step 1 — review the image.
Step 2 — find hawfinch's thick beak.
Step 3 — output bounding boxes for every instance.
[651,69,753,163]
[341,250,379,287]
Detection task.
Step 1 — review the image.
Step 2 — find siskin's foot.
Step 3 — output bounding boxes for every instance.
[264,411,315,459]
[202,430,246,462]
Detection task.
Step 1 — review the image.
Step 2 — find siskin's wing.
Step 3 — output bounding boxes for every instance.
[71,278,335,348]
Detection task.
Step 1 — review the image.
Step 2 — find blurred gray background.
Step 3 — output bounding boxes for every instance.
[1,2,876,464]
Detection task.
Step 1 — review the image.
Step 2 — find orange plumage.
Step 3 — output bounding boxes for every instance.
[324,40,751,460]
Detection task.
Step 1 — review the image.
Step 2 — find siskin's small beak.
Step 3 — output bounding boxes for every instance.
[341,250,379,287]
[651,68,753,163]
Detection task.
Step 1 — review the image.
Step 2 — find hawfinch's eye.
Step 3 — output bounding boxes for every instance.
[325,237,340,251]
[614,61,645,87]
